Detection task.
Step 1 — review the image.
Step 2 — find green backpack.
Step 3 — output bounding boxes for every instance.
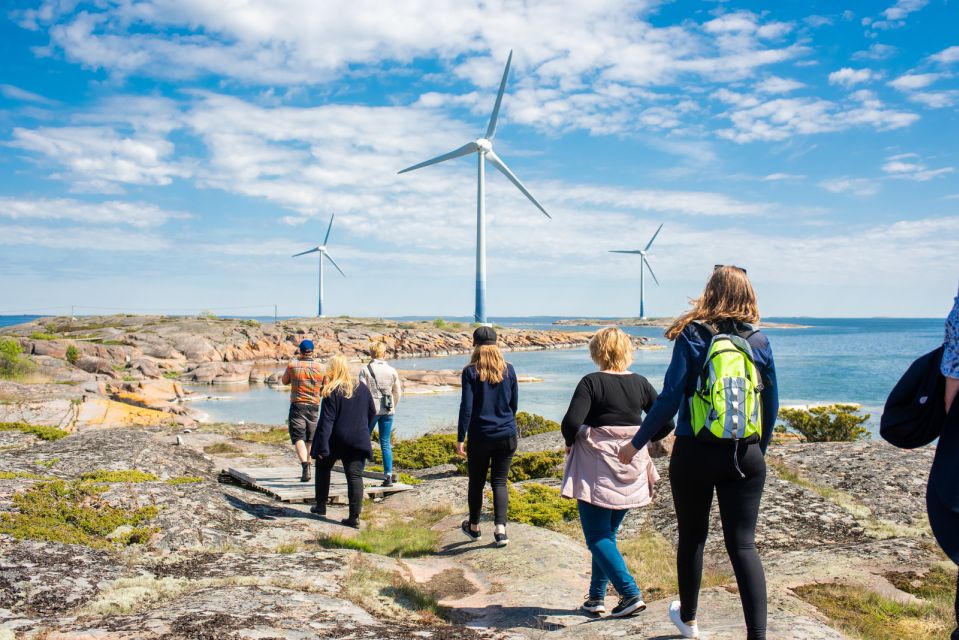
[689,322,764,444]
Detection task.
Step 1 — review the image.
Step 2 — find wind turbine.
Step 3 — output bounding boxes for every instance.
[610,224,663,320]
[398,50,551,324]
[292,214,345,318]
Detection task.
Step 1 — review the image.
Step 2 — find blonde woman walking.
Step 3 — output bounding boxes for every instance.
[457,326,518,547]
[310,354,377,528]
[561,327,671,618]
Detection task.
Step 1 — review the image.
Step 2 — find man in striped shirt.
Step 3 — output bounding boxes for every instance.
[281,340,326,482]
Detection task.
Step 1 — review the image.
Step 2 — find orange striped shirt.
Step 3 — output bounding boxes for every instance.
[285,358,325,405]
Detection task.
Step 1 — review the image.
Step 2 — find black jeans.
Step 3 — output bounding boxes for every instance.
[928,489,959,639]
[670,437,767,640]
[315,455,366,520]
[466,435,517,526]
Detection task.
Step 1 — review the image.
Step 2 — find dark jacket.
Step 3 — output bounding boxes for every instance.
[311,382,377,460]
[630,321,779,453]
[457,363,518,442]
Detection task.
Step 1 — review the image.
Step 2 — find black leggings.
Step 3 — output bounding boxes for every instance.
[927,490,959,639]
[315,455,366,520]
[670,437,767,640]
[466,435,517,526]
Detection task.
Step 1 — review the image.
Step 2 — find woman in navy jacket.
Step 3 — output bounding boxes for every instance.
[618,266,778,640]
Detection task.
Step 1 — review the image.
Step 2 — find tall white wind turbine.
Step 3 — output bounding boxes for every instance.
[398,50,551,324]
[610,224,664,320]
[292,214,346,318]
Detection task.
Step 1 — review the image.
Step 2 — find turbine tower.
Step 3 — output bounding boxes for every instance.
[610,224,663,320]
[292,214,346,318]
[398,50,551,324]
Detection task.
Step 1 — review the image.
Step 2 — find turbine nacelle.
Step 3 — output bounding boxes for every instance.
[476,138,493,153]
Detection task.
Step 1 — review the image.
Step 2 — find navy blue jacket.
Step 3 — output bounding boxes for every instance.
[630,322,779,452]
[457,363,518,442]
[311,382,377,460]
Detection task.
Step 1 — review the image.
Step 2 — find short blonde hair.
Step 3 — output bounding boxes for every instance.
[369,342,386,359]
[589,327,633,371]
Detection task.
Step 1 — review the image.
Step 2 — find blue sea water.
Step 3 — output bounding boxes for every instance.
[177,317,945,437]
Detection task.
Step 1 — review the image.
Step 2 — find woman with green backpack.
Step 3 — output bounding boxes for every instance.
[618,265,779,640]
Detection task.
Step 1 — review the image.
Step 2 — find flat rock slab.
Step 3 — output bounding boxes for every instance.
[226,465,412,503]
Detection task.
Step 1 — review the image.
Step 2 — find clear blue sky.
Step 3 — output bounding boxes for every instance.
[1,1,957,318]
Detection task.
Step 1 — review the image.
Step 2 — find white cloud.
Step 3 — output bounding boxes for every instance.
[762,173,804,181]
[852,43,897,61]
[819,177,880,196]
[828,68,878,87]
[0,198,189,227]
[889,73,939,91]
[870,0,928,29]
[929,46,959,65]
[881,154,954,181]
[0,84,58,106]
[755,76,805,94]
[0,224,167,251]
[908,91,959,108]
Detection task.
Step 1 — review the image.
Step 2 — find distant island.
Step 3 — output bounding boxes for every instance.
[553,317,812,329]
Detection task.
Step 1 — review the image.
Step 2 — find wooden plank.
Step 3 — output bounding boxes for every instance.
[225,465,411,504]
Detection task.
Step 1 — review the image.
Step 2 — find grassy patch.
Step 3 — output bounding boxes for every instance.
[516,412,561,437]
[507,483,578,529]
[237,427,288,445]
[66,345,80,364]
[0,470,48,480]
[0,422,68,441]
[202,442,245,455]
[0,479,158,548]
[621,530,732,601]
[794,581,954,640]
[29,331,59,341]
[80,469,159,483]
[162,371,181,379]
[164,476,204,485]
[317,507,447,558]
[341,557,449,623]
[35,457,60,468]
[275,542,299,554]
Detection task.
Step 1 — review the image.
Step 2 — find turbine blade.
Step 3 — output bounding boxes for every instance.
[397,142,479,174]
[609,250,642,254]
[485,50,513,140]
[644,223,664,252]
[324,252,346,277]
[643,256,660,286]
[323,213,335,246]
[485,150,551,219]
[292,247,320,258]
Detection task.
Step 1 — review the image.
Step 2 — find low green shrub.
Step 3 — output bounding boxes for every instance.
[777,404,870,442]
[0,338,34,380]
[387,433,460,469]
[508,450,565,481]
[30,332,58,341]
[365,464,421,485]
[507,483,578,528]
[80,470,159,483]
[432,317,447,329]
[0,471,48,480]
[0,479,158,548]
[516,412,561,437]
[0,422,68,441]
[65,345,80,365]
[241,319,260,327]
[162,371,180,379]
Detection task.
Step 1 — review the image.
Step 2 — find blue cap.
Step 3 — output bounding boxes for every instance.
[298,339,314,353]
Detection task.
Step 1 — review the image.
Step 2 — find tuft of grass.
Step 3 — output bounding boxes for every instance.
[35,457,60,469]
[237,428,288,445]
[0,479,158,549]
[794,581,954,640]
[80,469,159,483]
[275,542,299,554]
[318,508,446,558]
[340,558,450,623]
[507,483,578,529]
[164,476,204,485]
[29,331,59,341]
[202,442,245,455]
[516,412,561,437]
[162,371,181,379]
[621,530,732,601]
[886,565,958,601]
[0,422,68,441]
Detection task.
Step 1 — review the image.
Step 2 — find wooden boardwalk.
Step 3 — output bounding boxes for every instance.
[226,465,412,504]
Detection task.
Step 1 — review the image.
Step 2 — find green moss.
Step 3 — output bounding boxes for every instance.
[508,450,565,481]
[0,479,159,549]
[202,442,245,455]
[80,470,159,483]
[165,476,204,485]
[237,428,288,445]
[507,483,578,528]
[0,471,48,480]
[0,422,68,441]
[516,412,561,437]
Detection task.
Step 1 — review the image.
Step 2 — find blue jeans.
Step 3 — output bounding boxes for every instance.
[578,500,640,600]
[369,414,394,476]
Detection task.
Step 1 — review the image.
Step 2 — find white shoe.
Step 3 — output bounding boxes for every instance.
[669,601,700,638]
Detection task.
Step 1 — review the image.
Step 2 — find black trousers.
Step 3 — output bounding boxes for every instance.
[466,435,517,526]
[670,437,768,640]
[315,455,366,520]
[928,489,959,639]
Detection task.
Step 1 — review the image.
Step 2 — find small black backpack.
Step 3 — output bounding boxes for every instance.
[880,346,945,449]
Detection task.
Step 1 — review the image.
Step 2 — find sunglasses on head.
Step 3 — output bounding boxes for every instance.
[714,264,747,275]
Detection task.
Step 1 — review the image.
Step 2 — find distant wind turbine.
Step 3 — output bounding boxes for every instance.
[398,50,551,324]
[610,224,664,320]
[292,214,345,318]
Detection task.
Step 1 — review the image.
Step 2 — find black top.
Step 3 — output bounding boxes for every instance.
[457,363,519,442]
[560,371,673,447]
[311,382,377,460]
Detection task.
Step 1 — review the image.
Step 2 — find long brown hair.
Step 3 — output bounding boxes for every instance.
[468,345,507,384]
[665,266,760,340]
[322,354,355,398]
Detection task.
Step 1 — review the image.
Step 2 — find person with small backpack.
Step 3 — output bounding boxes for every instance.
[618,266,779,640]
[358,342,403,487]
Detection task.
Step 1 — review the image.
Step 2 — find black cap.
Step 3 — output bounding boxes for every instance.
[472,326,497,346]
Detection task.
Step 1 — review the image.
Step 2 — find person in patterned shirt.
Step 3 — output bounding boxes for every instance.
[281,340,326,482]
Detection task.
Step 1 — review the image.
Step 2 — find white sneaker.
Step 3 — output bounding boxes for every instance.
[669,601,700,638]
